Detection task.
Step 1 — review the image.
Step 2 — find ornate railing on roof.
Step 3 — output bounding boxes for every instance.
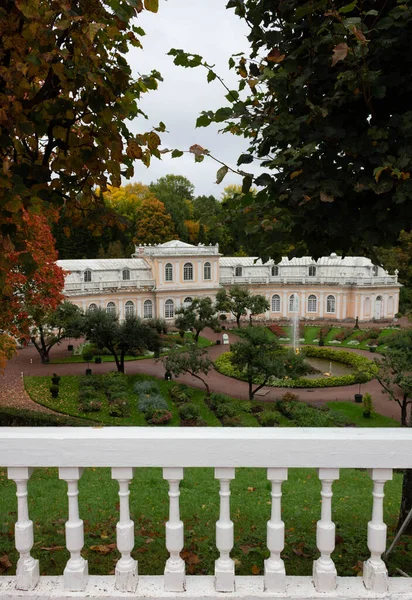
[1,427,411,599]
[220,275,399,286]
[64,279,156,294]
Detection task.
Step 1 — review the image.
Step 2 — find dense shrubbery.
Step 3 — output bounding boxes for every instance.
[0,407,91,426]
[101,373,130,417]
[215,347,377,388]
[258,411,279,427]
[77,375,103,413]
[268,323,287,337]
[169,384,192,406]
[134,379,172,424]
[276,398,353,427]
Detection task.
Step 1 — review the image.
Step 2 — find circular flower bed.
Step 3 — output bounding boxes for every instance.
[214,346,378,389]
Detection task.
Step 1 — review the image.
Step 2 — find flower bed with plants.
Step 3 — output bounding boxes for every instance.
[214,347,377,389]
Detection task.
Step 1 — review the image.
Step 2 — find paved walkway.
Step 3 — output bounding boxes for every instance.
[1,328,405,423]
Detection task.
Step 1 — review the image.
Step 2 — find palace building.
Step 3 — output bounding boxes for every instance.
[57,240,400,323]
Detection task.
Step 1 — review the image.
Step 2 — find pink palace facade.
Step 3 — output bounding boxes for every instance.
[57,240,400,323]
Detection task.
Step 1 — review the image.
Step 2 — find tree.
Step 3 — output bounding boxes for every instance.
[0,0,162,311]
[376,330,412,533]
[162,344,213,396]
[150,175,194,240]
[134,198,176,245]
[230,327,307,400]
[215,286,250,328]
[0,211,65,341]
[170,1,412,260]
[375,231,412,315]
[0,334,17,374]
[103,184,158,222]
[30,301,84,364]
[84,309,159,373]
[248,294,269,325]
[174,298,219,342]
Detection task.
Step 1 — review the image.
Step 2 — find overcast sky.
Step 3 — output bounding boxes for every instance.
[126,0,254,198]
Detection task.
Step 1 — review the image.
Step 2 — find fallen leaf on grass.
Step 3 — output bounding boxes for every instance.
[90,544,116,555]
[0,555,12,572]
[240,544,253,555]
[40,546,65,552]
[251,565,260,575]
[247,487,256,492]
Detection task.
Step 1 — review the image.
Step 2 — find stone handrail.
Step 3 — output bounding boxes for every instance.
[1,427,411,599]
[220,275,398,286]
[64,279,156,294]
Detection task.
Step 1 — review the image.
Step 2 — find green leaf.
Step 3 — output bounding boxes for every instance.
[225,90,239,102]
[196,114,211,128]
[216,166,229,184]
[214,107,232,122]
[207,70,217,83]
[242,175,253,194]
[238,154,254,165]
[339,1,358,14]
[171,149,184,158]
[144,0,158,12]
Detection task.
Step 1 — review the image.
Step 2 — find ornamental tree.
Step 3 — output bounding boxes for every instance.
[215,286,251,328]
[230,326,307,400]
[162,344,213,396]
[30,301,85,364]
[0,0,162,307]
[248,294,269,325]
[170,0,412,260]
[133,198,176,245]
[84,309,159,373]
[174,297,219,342]
[150,175,194,241]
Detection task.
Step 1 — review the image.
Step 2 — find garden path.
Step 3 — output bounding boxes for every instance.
[0,328,405,423]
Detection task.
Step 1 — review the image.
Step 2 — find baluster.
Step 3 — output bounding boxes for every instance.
[215,467,235,592]
[163,467,185,592]
[264,468,288,592]
[363,468,393,592]
[59,467,88,591]
[111,467,138,592]
[313,468,339,592]
[7,467,39,591]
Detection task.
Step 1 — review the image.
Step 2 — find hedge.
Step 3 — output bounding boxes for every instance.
[214,348,377,389]
[0,407,94,427]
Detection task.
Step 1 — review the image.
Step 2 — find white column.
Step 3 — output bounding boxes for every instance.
[159,261,163,285]
[137,298,142,318]
[383,295,388,318]
[163,467,185,592]
[118,298,124,321]
[174,261,180,284]
[313,468,339,592]
[215,467,235,592]
[112,468,138,592]
[264,468,287,592]
[159,298,164,319]
[59,467,88,591]
[81,300,86,312]
[363,468,393,592]
[342,293,347,319]
[319,292,324,318]
[282,291,287,317]
[7,467,39,591]
[300,292,306,318]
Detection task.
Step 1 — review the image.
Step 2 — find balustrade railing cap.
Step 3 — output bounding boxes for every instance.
[1,427,411,469]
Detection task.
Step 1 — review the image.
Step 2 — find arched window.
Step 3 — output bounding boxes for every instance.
[388,296,394,314]
[144,299,153,319]
[364,297,371,315]
[106,301,116,314]
[372,265,378,276]
[165,263,173,282]
[183,297,193,307]
[308,294,317,312]
[375,295,383,319]
[271,265,279,277]
[204,262,211,280]
[183,262,193,281]
[326,295,336,313]
[165,299,174,318]
[88,303,97,312]
[125,301,135,317]
[271,294,281,312]
[289,294,298,312]
[308,265,316,277]
[122,268,130,281]
[235,266,242,277]
[84,269,92,282]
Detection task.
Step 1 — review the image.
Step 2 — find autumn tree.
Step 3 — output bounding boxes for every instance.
[170,1,412,260]
[163,344,214,396]
[375,231,412,316]
[0,0,162,326]
[134,198,176,245]
[230,327,307,400]
[150,175,194,240]
[30,301,85,363]
[174,297,219,342]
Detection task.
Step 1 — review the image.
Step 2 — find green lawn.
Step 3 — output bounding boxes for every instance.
[327,401,400,428]
[50,333,212,364]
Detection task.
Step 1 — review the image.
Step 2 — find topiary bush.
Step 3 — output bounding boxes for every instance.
[49,384,59,398]
[138,394,168,413]
[259,411,280,427]
[147,409,173,425]
[178,403,200,422]
[169,384,192,405]
[221,415,242,427]
[109,399,130,418]
[134,380,160,396]
[79,399,102,413]
[215,403,238,419]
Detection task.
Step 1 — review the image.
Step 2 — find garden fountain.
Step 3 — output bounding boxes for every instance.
[291,293,300,354]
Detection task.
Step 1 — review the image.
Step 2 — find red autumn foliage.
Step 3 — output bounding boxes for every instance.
[268,323,287,337]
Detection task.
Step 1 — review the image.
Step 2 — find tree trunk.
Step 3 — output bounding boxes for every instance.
[31,336,50,363]
[398,469,412,534]
[248,379,254,401]
[236,315,241,328]
[195,329,200,342]
[249,314,253,326]
[401,398,408,427]
[190,372,210,396]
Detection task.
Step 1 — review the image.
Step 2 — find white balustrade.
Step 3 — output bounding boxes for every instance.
[363,468,393,593]
[7,467,39,591]
[264,467,287,592]
[163,467,185,592]
[59,467,88,591]
[111,467,138,592]
[313,468,339,592]
[1,429,412,600]
[215,467,235,592]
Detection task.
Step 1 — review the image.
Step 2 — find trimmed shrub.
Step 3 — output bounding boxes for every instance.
[207,393,230,411]
[259,412,280,427]
[79,400,102,413]
[109,399,130,418]
[222,415,242,427]
[215,403,237,419]
[138,394,168,413]
[0,407,91,427]
[148,409,173,425]
[178,403,200,422]
[51,373,61,385]
[134,380,160,396]
[49,384,59,398]
[169,384,192,405]
[79,376,100,390]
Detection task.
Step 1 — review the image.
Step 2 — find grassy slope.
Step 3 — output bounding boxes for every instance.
[327,401,400,427]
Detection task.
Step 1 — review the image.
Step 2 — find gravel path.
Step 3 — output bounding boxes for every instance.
[0,328,406,423]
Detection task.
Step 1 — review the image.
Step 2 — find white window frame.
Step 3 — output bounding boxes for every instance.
[308,265,316,277]
[272,265,279,276]
[88,303,97,312]
[308,294,317,312]
[165,263,173,282]
[289,294,298,312]
[84,269,92,282]
[144,299,153,319]
[125,301,135,317]
[271,294,281,312]
[106,302,116,315]
[235,266,242,277]
[326,295,336,313]
[165,299,174,318]
[122,268,130,281]
[183,297,193,307]
[183,262,194,281]
[204,262,211,280]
